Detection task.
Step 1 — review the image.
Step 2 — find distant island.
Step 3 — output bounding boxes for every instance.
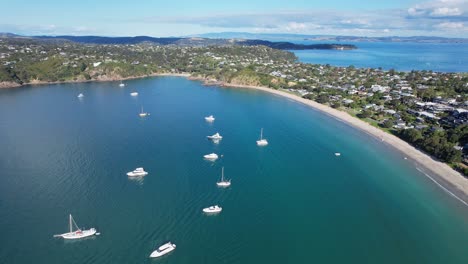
[4,33,357,50]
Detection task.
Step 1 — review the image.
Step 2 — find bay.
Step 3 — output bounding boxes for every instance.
[0,76,467,264]
[291,41,468,72]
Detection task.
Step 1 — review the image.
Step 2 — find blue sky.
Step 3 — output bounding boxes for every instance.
[0,0,467,37]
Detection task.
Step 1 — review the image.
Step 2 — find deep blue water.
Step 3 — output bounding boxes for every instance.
[291,41,468,72]
[0,77,468,264]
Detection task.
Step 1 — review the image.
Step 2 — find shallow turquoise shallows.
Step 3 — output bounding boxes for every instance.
[0,77,467,264]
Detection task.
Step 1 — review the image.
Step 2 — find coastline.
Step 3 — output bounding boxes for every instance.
[219,82,468,204]
[2,73,468,204]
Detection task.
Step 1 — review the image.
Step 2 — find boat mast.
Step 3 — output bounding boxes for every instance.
[221,167,224,181]
[260,128,263,140]
[69,214,72,233]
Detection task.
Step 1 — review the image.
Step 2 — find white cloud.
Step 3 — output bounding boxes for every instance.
[435,21,465,29]
[430,7,462,16]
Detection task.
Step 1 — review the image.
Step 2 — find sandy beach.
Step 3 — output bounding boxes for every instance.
[221,82,468,205]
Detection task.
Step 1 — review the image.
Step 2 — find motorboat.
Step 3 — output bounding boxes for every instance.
[205,115,215,122]
[203,205,222,214]
[256,128,268,146]
[130,92,138,96]
[335,153,341,156]
[77,93,84,98]
[119,82,125,87]
[216,167,231,187]
[207,132,222,140]
[203,153,218,161]
[127,167,148,177]
[53,214,97,240]
[149,242,176,258]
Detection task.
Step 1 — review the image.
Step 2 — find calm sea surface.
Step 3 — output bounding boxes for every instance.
[292,41,468,72]
[0,77,468,264]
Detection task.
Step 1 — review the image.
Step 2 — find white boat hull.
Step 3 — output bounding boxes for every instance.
[203,154,218,160]
[150,243,176,258]
[203,206,222,214]
[256,140,268,146]
[127,172,148,177]
[59,228,97,240]
[216,181,231,187]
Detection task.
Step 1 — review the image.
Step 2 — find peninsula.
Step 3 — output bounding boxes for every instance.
[0,36,467,199]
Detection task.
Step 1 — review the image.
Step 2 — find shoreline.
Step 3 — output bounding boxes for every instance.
[218,82,468,204]
[3,73,468,204]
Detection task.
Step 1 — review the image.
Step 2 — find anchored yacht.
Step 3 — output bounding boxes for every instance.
[205,115,215,122]
[53,214,97,240]
[203,153,219,161]
[207,132,222,140]
[256,128,268,146]
[127,167,148,177]
[216,167,231,187]
[150,242,176,258]
[130,92,138,97]
[203,205,222,214]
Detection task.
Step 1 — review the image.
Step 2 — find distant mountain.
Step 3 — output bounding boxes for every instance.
[192,32,468,43]
[0,34,357,50]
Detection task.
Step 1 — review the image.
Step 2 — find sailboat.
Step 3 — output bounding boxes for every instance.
[139,107,149,117]
[53,214,97,240]
[119,81,125,87]
[256,128,268,146]
[216,167,231,187]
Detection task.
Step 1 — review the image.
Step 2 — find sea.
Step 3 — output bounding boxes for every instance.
[291,41,468,72]
[0,77,468,264]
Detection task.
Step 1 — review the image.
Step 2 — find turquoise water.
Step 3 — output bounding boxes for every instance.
[0,76,468,264]
[292,42,468,72]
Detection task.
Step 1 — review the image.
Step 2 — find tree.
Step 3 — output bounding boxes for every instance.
[382,119,394,128]
[400,128,422,144]
[316,95,329,104]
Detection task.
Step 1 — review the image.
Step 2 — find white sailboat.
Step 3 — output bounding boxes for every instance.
[216,167,231,187]
[207,132,222,140]
[119,82,125,87]
[53,214,97,240]
[77,93,84,98]
[130,92,138,97]
[139,107,149,117]
[205,115,215,122]
[256,128,268,146]
[150,242,176,258]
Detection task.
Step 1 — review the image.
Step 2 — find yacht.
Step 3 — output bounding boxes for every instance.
[256,128,268,146]
[150,242,176,258]
[216,167,231,187]
[205,115,215,122]
[130,92,138,97]
[203,153,219,161]
[203,205,222,214]
[207,132,222,140]
[139,107,149,117]
[53,214,97,240]
[335,153,341,157]
[119,82,125,87]
[127,167,148,177]
[77,93,84,98]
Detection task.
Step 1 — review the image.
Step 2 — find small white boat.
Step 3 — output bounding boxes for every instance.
[150,242,176,258]
[77,93,84,98]
[335,153,341,156]
[53,214,97,240]
[256,128,268,146]
[139,107,149,117]
[119,82,125,87]
[216,167,231,187]
[130,92,138,97]
[207,132,222,140]
[203,153,219,161]
[127,167,148,177]
[203,205,222,214]
[205,115,215,122]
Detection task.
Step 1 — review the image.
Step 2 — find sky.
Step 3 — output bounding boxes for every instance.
[0,0,467,37]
